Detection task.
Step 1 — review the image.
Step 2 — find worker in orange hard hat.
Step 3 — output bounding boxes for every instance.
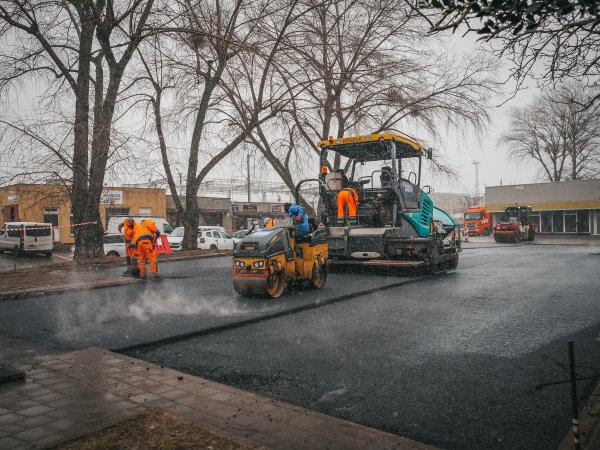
[263,217,275,228]
[337,187,358,224]
[118,217,139,276]
[132,219,161,280]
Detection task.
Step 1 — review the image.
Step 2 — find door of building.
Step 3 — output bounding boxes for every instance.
[44,208,60,242]
[2,205,19,223]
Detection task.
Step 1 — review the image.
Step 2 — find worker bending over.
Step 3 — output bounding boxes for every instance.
[337,187,358,223]
[132,219,161,280]
[118,217,138,276]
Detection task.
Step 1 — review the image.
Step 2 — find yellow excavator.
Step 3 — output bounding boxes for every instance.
[232,220,328,298]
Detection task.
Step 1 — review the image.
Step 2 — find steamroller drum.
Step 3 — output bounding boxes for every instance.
[233,272,286,298]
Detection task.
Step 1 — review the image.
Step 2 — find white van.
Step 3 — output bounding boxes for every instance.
[0,222,54,256]
[106,216,173,235]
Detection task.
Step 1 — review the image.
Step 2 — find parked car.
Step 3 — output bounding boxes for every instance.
[167,226,233,251]
[106,216,173,235]
[69,233,126,259]
[166,227,185,251]
[198,229,234,250]
[0,222,53,256]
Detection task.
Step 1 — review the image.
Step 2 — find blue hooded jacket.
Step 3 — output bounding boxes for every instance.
[288,204,310,237]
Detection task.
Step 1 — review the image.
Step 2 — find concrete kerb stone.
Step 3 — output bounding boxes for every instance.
[1,346,436,450]
[559,380,600,450]
[0,252,228,302]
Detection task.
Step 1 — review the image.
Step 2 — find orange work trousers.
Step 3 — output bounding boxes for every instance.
[337,189,358,218]
[137,239,157,276]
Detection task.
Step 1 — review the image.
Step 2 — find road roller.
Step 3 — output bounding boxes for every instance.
[232,225,328,298]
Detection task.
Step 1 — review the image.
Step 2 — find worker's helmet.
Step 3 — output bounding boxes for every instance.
[124,217,134,227]
[263,217,271,226]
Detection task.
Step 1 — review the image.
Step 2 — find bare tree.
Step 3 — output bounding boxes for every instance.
[499,84,600,181]
[139,0,303,249]
[421,0,600,104]
[0,1,154,258]
[252,0,500,195]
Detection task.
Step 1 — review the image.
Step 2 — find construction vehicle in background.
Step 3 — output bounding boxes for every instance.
[232,221,328,298]
[308,133,460,272]
[493,205,536,243]
[464,205,493,236]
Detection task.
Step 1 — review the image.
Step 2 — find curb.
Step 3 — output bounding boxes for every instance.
[559,380,600,450]
[0,277,141,301]
[0,253,230,301]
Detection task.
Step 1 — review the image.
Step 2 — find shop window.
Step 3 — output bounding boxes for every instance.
[552,211,564,233]
[541,211,552,233]
[139,207,151,216]
[577,210,589,234]
[565,211,577,233]
[531,213,540,232]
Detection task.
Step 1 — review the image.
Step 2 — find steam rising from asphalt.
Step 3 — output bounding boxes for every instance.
[54,284,251,341]
[127,287,247,321]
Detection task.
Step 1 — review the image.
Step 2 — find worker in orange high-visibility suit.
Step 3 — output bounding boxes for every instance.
[133,219,161,280]
[263,217,275,228]
[337,187,358,224]
[118,217,139,276]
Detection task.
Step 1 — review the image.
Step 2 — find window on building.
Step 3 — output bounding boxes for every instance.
[105,208,130,225]
[271,205,282,213]
[243,205,258,212]
[541,212,552,233]
[577,210,589,234]
[531,213,540,232]
[43,208,59,227]
[552,211,564,233]
[564,211,577,233]
[139,207,151,216]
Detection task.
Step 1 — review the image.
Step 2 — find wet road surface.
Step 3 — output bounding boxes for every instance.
[1,244,599,449]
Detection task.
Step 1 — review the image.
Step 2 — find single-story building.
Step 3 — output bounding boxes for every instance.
[485,179,600,235]
[0,183,167,244]
[166,196,234,232]
[232,201,287,231]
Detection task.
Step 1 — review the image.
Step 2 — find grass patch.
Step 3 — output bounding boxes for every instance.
[53,409,257,450]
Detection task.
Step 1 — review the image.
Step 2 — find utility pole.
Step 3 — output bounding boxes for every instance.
[472,160,480,198]
[247,154,251,203]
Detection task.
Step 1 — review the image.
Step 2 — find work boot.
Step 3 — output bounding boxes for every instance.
[131,268,141,278]
[139,273,147,280]
[150,274,162,282]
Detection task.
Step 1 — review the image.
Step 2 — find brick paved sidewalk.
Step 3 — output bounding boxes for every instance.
[0,347,436,450]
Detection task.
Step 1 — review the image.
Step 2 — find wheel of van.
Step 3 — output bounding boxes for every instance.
[106,251,119,257]
[210,244,217,250]
[46,251,52,257]
[483,228,491,236]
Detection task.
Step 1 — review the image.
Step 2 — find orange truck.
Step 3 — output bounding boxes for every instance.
[464,205,493,236]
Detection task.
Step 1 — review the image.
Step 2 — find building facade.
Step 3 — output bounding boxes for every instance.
[166,196,234,232]
[0,184,167,243]
[485,179,600,235]
[232,201,287,231]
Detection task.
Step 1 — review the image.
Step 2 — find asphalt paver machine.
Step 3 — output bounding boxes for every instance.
[315,133,460,271]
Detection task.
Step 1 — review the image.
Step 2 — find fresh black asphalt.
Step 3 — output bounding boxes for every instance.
[0,244,599,449]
